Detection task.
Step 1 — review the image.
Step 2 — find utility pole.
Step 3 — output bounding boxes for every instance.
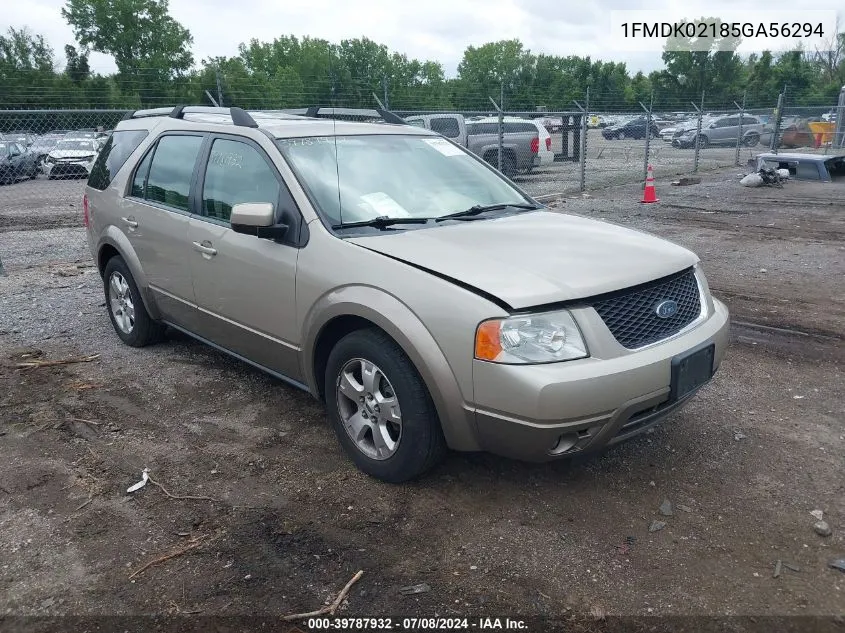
[382,76,389,110]
[215,67,223,107]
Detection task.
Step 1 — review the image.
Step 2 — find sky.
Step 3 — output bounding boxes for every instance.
[3,0,842,76]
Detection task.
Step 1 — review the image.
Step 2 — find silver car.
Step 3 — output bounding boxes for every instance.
[84,106,730,482]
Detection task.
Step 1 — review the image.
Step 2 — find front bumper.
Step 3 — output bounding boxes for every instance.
[44,161,93,177]
[470,297,730,462]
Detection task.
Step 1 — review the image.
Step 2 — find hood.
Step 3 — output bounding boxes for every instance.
[49,149,97,159]
[348,211,699,309]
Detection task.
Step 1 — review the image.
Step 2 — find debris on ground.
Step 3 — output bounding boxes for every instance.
[281,570,364,620]
[677,504,693,513]
[773,560,782,578]
[127,468,149,493]
[128,533,211,579]
[734,431,747,441]
[649,520,666,533]
[741,167,786,188]
[810,510,824,521]
[16,354,100,371]
[814,521,832,537]
[783,562,801,572]
[670,177,701,186]
[828,559,845,573]
[659,499,674,517]
[399,583,432,596]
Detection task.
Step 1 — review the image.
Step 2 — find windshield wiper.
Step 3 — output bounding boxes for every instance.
[332,215,431,230]
[435,203,540,222]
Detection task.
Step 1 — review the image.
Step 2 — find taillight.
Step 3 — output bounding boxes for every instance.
[531,137,539,153]
[545,136,551,151]
[82,194,89,227]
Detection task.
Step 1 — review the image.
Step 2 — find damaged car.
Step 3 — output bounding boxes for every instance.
[84,106,731,482]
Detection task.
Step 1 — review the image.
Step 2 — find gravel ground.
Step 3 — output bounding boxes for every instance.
[1,169,844,632]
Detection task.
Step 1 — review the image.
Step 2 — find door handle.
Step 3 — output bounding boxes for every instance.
[121,217,138,229]
[192,241,217,257]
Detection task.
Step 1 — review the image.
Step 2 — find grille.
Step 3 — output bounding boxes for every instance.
[591,268,702,349]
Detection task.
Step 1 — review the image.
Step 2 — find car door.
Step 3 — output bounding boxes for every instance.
[186,134,303,382]
[8,143,24,179]
[123,133,205,326]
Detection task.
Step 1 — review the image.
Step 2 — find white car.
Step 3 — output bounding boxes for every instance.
[473,116,554,167]
[44,138,101,179]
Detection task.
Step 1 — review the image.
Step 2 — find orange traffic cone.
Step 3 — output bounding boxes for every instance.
[640,164,659,203]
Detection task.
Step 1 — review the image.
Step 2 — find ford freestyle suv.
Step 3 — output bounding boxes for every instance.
[84,106,730,482]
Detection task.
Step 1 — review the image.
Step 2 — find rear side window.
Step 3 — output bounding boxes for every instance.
[201,138,280,223]
[144,135,204,211]
[429,117,461,138]
[87,130,148,191]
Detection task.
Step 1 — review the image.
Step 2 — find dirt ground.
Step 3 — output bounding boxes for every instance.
[0,169,843,632]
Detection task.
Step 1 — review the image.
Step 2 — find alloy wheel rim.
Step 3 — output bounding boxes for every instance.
[336,358,402,460]
[108,271,135,334]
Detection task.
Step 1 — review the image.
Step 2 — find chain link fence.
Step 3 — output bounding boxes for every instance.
[1,90,842,215]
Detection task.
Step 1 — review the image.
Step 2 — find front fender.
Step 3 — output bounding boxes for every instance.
[301,285,481,452]
[96,226,161,320]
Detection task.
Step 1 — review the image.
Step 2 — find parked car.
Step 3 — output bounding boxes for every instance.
[601,116,659,140]
[469,117,554,169]
[660,119,697,142]
[0,141,40,184]
[28,134,65,164]
[404,114,542,175]
[84,105,730,482]
[45,138,101,179]
[672,114,768,148]
[3,131,36,147]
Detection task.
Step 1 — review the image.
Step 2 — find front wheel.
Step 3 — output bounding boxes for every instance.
[617,131,626,140]
[103,256,165,347]
[325,329,446,482]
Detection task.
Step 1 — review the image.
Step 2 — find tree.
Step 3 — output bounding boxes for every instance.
[0,27,56,108]
[456,40,535,109]
[64,44,90,81]
[660,17,745,106]
[62,0,193,83]
[0,27,54,73]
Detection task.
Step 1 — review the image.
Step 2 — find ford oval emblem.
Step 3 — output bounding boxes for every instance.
[655,300,678,319]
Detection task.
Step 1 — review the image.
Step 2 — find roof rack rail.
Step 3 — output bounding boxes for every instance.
[122,106,259,128]
[301,106,407,126]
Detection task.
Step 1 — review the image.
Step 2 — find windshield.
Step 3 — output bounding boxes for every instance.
[276,134,528,226]
[56,140,97,152]
[31,137,60,150]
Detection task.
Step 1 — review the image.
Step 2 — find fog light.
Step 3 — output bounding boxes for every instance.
[549,433,579,455]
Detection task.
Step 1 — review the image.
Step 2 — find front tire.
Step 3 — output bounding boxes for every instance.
[325,329,446,482]
[103,256,164,347]
[696,135,709,149]
[744,132,760,147]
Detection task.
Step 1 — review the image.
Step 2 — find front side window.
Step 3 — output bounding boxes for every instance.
[201,138,280,223]
[277,134,528,226]
[145,135,204,211]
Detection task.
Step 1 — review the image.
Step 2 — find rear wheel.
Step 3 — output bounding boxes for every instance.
[325,329,446,482]
[744,132,760,147]
[103,256,164,347]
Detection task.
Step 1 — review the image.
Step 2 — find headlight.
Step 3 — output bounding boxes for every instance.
[475,310,588,364]
[681,130,696,138]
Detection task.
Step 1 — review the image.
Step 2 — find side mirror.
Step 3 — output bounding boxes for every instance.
[231,202,274,227]
[230,202,288,241]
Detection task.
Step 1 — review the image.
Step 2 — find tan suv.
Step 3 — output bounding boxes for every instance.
[84,106,730,482]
